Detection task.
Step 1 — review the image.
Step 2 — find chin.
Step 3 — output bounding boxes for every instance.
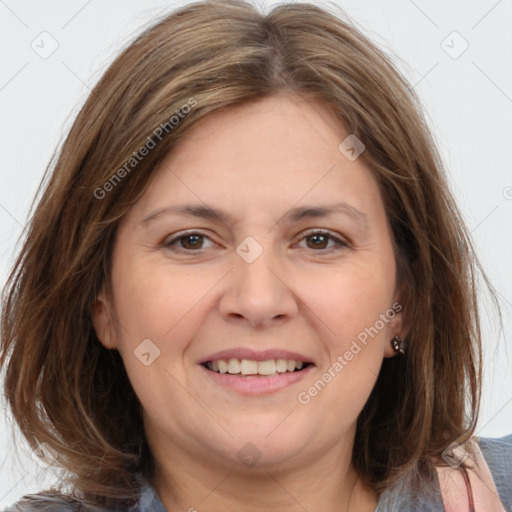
[202,424,315,472]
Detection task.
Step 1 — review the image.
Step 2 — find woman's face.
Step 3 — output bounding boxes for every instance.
[93,93,405,473]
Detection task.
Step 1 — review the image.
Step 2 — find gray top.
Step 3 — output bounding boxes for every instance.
[3,434,512,511]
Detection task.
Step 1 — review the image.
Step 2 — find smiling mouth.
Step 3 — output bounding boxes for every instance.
[201,358,313,377]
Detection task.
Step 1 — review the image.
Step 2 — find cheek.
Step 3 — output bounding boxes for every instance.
[300,259,396,412]
[305,261,395,346]
[111,252,209,342]
[108,257,208,412]
[109,253,232,400]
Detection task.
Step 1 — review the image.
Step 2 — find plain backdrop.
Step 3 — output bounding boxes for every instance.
[1,0,511,506]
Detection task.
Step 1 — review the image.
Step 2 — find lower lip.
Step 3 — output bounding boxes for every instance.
[199,364,314,396]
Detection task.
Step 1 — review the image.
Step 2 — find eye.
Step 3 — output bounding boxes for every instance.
[162,231,217,252]
[295,230,350,252]
[162,229,350,254]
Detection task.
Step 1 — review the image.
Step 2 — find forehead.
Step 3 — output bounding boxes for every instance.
[127,93,385,227]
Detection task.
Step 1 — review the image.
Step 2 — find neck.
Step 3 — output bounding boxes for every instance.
[148,432,378,511]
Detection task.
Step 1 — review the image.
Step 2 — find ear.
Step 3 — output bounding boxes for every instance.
[91,290,117,350]
[383,299,410,358]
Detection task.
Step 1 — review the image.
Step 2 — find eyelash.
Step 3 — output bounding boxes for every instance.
[162,229,350,254]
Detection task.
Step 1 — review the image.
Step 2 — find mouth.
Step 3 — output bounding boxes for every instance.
[197,348,315,395]
[198,352,315,395]
[201,358,313,377]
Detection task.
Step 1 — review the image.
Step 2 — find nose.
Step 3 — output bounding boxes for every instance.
[218,241,299,329]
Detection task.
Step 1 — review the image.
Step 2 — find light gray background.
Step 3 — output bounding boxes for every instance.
[1,0,511,506]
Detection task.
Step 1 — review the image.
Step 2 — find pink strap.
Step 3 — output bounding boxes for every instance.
[436,438,506,512]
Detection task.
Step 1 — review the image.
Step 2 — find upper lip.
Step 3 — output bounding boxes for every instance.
[199,348,314,365]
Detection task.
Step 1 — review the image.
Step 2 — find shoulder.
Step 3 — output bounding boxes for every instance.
[1,492,87,512]
[1,491,125,512]
[376,435,512,512]
[1,479,164,512]
[477,433,512,507]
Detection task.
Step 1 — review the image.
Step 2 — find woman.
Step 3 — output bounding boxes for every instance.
[1,1,511,510]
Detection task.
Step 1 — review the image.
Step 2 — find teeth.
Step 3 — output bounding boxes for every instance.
[275,358,288,373]
[205,358,309,376]
[258,360,276,375]
[227,358,241,374]
[240,359,258,375]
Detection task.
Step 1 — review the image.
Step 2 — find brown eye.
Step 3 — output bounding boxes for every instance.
[297,230,349,252]
[178,234,204,250]
[163,232,215,252]
[305,233,330,250]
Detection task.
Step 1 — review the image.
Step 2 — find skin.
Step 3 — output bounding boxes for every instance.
[92,92,408,511]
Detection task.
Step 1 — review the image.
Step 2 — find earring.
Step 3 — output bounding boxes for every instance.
[392,335,406,355]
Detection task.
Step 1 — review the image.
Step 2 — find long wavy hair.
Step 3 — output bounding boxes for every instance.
[1,0,493,507]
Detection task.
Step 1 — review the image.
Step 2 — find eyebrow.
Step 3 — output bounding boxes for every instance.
[141,202,367,228]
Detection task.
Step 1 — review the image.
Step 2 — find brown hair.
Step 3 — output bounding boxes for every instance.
[1,0,493,506]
